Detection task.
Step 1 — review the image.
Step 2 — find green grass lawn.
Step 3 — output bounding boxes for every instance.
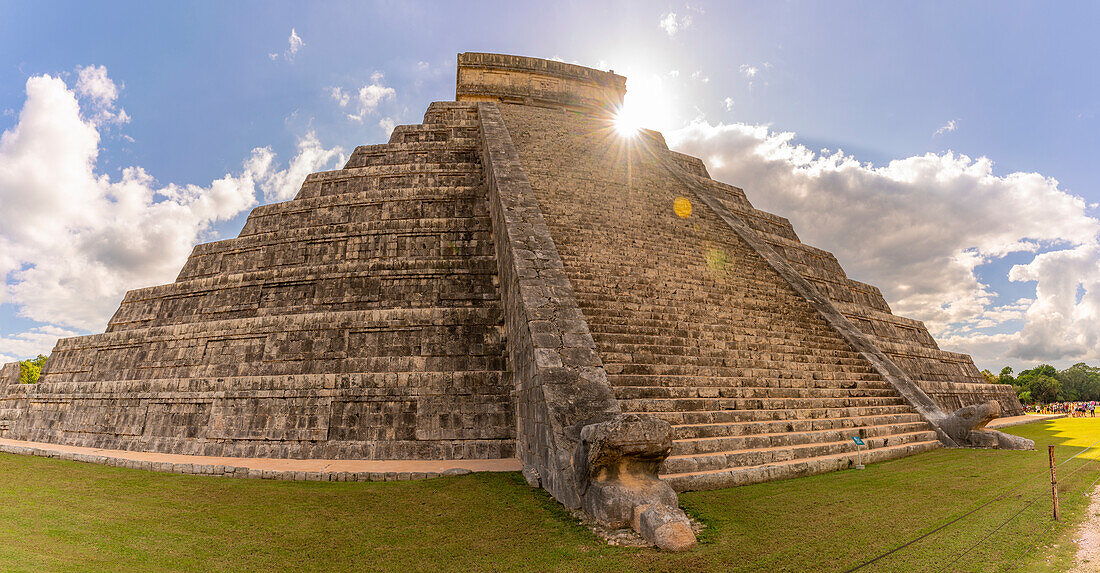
[0,417,1097,572]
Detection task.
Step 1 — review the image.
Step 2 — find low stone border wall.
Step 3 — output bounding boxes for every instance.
[0,439,519,482]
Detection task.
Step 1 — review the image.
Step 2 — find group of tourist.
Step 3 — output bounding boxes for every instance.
[1025,402,1096,417]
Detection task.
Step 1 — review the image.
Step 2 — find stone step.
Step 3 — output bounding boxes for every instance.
[187,216,493,260]
[605,362,881,381]
[126,257,502,304]
[29,370,512,395]
[610,362,881,377]
[607,374,892,389]
[587,322,856,347]
[619,395,907,413]
[571,281,796,298]
[108,258,503,331]
[599,338,861,357]
[239,203,490,237]
[661,439,943,492]
[242,188,489,236]
[594,329,854,350]
[635,404,917,425]
[584,312,851,339]
[44,307,506,382]
[307,160,482,181]
[614,385,899,401]
[660,430,937,475]
[178,226,497,282]
[601,350,875,369]
[573,285,821,306]
[670,412,925,440]
[389,122,480,144]
[670,421,934,456]
[422,101,480,124]
[583,309,840,334]
[345,142,481,169]
[297,163,483,199]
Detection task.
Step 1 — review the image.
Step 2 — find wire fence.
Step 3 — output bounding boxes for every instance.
[843,438,1100,573]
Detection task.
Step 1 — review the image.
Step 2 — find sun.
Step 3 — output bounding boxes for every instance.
[614,107,643,137]
[612,70,674,138]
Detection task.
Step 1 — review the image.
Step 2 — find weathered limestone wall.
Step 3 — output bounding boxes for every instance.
[0,102,516,460]
[0,373,511,459]
[1,362,18,385]
[478,102,619,507]
[457,52,625,114]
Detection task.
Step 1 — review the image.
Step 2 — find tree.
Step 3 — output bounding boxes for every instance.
[1028,374,1061,404]
[988,362,1100,403]
[980,369,998,384]
[18,354,47,384]
[1056,363,1100,402]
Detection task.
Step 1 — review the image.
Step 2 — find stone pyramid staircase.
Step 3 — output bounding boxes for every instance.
[571,227,941,491]
[579,234,942,491]
[496,103,942,491]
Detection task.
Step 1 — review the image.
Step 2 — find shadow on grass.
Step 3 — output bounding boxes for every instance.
[0,418,1097,572]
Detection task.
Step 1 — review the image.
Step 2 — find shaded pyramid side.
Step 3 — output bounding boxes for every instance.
[0,103,516,460]
[664,156,1023,416]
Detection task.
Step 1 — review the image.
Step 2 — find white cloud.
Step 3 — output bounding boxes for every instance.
[249,131,345,202]
[0,325,82,363]
[341,72,396,123]
[1008,243,1100,360]
[659,12,692,37]
[417,61,430,70]
[934,119,959,136]
[690,70,709,83]
[0,68,343,340]
[75,65,119,107]
[287,29,304,57]
[271,28,305,62]
[668,119,1100,366]
[739,63,769,88]
[724,97,735,111]
[379,117,397,137]
[74,65,129,126]
[330,86,350,107]
[668,70,680,78]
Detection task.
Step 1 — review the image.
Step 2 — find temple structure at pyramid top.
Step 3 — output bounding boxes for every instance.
[0,52,1029,550]
[455,52,626,113]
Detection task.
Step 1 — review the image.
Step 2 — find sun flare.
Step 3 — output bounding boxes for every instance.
[612,70,675,138]
[614,109,642,137]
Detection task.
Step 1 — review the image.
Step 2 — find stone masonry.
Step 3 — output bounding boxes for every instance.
[0,52,1027,549]
[0,101,514,460]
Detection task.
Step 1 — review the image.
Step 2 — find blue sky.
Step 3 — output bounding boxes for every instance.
[1,1,1097,371]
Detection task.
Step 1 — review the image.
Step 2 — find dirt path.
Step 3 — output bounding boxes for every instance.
[1072,482,1100,572]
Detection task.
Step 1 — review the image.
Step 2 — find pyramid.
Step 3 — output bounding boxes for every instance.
[0,53,1028,548]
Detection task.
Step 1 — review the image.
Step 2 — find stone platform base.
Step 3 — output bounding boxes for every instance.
[0,438,520,482]
[984,414,1067,430]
